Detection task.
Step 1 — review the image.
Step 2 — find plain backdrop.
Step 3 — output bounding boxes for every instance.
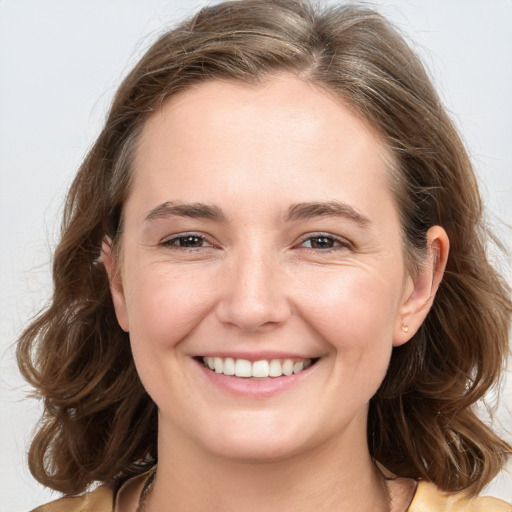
[1,1,511,510]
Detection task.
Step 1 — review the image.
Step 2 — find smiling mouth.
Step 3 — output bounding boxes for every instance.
[198,356,319,379]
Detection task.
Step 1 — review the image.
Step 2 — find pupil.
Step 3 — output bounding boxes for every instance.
[312,237,333,249]
[181,236,201,247]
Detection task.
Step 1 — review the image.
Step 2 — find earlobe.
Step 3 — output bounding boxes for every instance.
[393,226,449,346]
[101,238,130,332]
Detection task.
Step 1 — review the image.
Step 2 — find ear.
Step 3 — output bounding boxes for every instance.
[393,225,449,346]
[101,238,129,332]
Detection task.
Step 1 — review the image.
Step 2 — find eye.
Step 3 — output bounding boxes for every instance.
[299,233,351,251]
[161,233,212,249]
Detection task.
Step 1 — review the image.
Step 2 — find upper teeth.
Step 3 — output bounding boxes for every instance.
[202,357,312,378]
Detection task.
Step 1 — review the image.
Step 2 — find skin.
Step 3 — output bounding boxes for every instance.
[104,74,449,512]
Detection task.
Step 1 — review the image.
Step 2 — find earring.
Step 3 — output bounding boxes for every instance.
[400,323,409,333]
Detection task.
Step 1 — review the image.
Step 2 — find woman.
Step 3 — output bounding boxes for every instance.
[18,0,511,510]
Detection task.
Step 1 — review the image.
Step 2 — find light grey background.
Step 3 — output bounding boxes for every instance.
[1,1,511,510]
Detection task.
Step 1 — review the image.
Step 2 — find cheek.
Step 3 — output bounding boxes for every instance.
[295,266,401,353]
[124,264,216,350]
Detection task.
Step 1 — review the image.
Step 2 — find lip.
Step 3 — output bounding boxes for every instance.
[195,351,319,361]
[193,354,320,399]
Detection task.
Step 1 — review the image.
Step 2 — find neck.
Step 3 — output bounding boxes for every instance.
[145,413,390,512]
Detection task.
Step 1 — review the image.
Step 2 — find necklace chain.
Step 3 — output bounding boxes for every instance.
[135,467,157,512]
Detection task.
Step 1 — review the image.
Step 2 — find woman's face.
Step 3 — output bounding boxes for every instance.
[107,75,419,462]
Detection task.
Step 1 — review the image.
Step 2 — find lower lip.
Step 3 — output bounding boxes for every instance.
[194,359,317,398]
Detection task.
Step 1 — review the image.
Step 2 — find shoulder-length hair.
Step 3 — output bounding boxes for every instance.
[17,0,511,496]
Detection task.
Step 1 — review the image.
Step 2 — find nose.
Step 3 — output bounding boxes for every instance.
[215,247,291,332]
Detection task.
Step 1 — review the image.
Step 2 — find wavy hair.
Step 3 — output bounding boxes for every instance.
[17,0,511,497]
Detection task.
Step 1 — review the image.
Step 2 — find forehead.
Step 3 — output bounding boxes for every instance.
[130,74,397,222]
[138,74,388,157]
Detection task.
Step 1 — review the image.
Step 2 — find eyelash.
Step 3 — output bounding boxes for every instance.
[296,233,352,252]
[161,232,214,250]
[160,232,352,252]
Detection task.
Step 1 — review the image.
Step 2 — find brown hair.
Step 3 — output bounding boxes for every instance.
[17,0,511,497]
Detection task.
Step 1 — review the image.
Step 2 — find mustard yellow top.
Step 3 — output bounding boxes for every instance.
[31,474,512,512]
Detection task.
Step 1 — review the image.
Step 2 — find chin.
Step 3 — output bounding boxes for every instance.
[208,437,303,464]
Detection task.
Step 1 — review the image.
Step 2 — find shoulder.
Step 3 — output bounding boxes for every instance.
[30,484,114,512]
[409,481,512,512]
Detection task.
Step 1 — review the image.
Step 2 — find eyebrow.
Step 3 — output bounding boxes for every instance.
[285,201,371,226]
[144,200,370,226]
[144,201,228,223]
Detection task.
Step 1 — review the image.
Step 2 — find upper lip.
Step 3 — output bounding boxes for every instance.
[193,351,321,361]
